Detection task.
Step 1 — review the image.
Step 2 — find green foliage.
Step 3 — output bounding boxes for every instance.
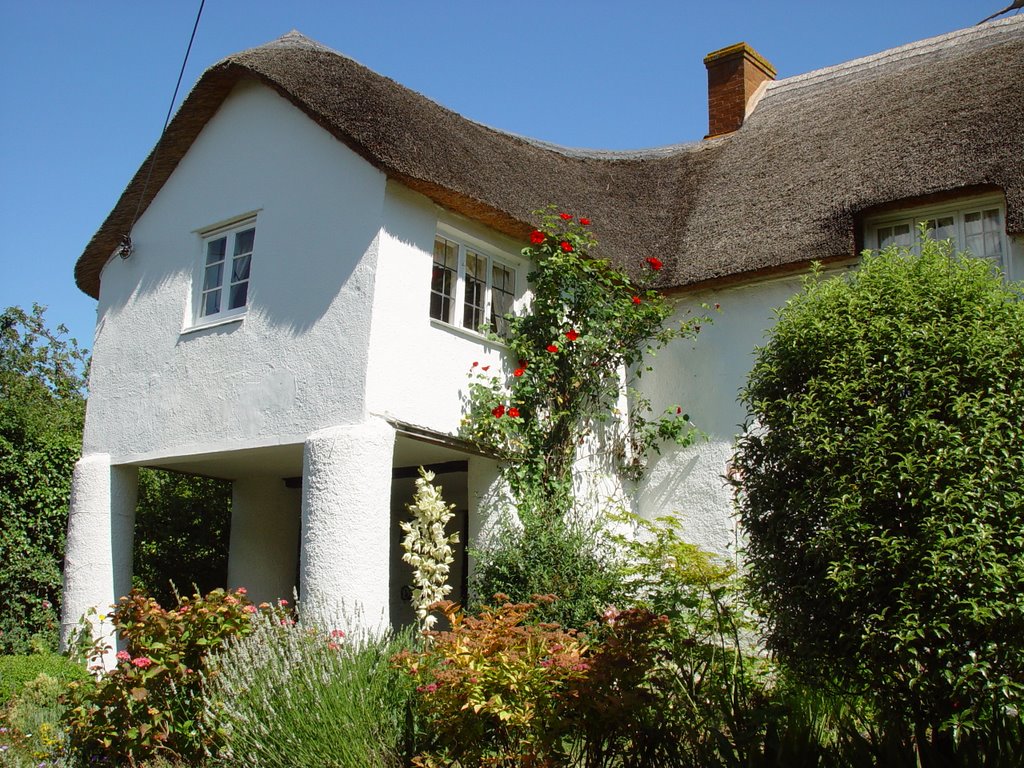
[394,596,589,767]
[469,509,622,630]
[461,208,705,516]
[0,653,87,706]
[0,305,87,655]
[205,611,416,768]
[133,468,231,607]
[64,587,266,765]
[1,672,75,766]
[734,233,1024,758]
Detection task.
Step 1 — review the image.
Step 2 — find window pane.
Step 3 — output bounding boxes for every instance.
[430,292,452,323]
[232,254,251,282]
[490,263,515,336]
[431,237,458,323]
[206,237,226,265]
[202,290,220,317]
[234,228,255,256]
[466,252,487,281]
[878,223,913,250]
[463,273,485,330]
[203,263,223,291]
[964,209,1003,261]
[925,216,955,241]
[228,281,248,310]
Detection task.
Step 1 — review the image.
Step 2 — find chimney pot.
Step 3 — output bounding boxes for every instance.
[704,42,776,138]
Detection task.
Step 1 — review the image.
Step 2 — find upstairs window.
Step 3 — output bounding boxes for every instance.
[197,219,255,322]
[868,198,1009,276]
[431,232,517,337]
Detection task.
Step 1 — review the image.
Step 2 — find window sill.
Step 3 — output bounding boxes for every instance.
[430,319,507,349]
[180,314,245,337]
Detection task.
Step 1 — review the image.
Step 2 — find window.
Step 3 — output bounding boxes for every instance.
[430,233,517,336]
[868,199,1009,275]
[197,220,255,322]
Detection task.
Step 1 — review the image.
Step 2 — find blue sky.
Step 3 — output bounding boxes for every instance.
[0,1,1002,353]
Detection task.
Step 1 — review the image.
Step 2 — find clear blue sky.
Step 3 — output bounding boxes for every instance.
[0,1,1003,353]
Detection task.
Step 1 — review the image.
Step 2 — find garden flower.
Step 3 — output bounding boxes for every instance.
[331,629,345,638]
[560,241,573,252]
[565,329,579,341]
[508,407,520,418]
[235,587,247,595]
[116,650,131,662]
[513,367,525,377]
[559,212,572,220]
[244,604,257,613]
[579,217,591,225]
[547,344,559,353]
[131,657,153,669]
[492,404,506,418]
[632,295,641,304]
[481,365,490,372]
[530,230,546,244]
[645,256,664,271]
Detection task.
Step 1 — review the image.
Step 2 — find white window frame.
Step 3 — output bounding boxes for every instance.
[192,216,257,326]
[430,225,521,338]
[865,194,1011,279]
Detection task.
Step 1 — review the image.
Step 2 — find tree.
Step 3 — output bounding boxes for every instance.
[0,305,87,653]
[733,234,1024,758]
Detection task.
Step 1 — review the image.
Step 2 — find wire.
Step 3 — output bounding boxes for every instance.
[123,0,207,247]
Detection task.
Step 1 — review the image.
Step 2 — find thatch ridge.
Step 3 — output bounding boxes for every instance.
[75,19,1023,298]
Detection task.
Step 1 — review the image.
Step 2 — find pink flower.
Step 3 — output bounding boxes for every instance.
[559,212,572,221]
[513,367,525,377]
[508,407,520,418]
[645,256,664,271]
[530,230,546,244]
[278,598,289,606]
[132,656,153,669]
[235,587,248,595]
[579,217,591,226]
[116,650,131,662]
[244,604,257,614]
[492,404,506,418]
[564,329,579,341]
[547,344,559,353]
[327,641,340,651]
[560,241,573,253]
[331,629,346,639]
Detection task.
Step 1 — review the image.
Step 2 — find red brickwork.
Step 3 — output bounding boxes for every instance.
[704,43,776,137]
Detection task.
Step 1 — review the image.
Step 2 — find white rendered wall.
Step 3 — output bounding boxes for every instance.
[634,276,806,558]
[60,455,138,666]
[83,80,387,465]
[299,419,395,633]
[227,477,300,605]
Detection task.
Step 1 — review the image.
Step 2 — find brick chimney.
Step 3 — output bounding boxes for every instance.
[704,43,776,138]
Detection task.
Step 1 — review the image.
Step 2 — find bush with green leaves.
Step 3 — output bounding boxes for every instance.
[205,608,416,768]
[64,587,267,765]
[734,233,1024,761]
[0,305,87,655]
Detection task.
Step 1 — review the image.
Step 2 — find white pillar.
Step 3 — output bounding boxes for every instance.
[60,454,138,666]
[300,418,394,633]
[228,477,300,606]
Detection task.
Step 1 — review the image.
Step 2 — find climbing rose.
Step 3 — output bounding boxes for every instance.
[547,344,559,353]
[645,256,664,271]
[513,367,525,377]
[559,212,572,220]
[530,230,546,244]
[492,404,506,418]
[508,407,521,418]
[560,241,573,253]
[632,295,642,305]
[565,329,580,341]
[580,217,591,226]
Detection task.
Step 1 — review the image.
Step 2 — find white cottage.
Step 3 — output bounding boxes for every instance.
[62,18,1024,648]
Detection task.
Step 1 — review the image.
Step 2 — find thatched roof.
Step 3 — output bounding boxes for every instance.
[75,17,1024,298]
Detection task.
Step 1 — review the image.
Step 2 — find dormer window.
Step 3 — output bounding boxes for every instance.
[867,197,1010,277]
[430,231,517,337]
[196,218,256,323]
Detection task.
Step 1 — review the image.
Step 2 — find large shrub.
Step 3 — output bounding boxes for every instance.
[733,235,1024,758]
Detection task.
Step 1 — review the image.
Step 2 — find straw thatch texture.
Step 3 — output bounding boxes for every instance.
[75,18,1023,298]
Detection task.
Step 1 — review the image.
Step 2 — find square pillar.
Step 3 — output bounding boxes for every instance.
[60,454,138,666]
[299,418,394,633]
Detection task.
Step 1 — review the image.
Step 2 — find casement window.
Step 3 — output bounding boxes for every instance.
[430,233,517,337]
[197,219,256,322]
[867,198,1010,277]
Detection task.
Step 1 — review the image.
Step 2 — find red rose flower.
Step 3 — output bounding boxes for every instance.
[492,404,506,418]
[676,406,682,414]
[632,295,641,305]
[508,407,520,418]
[481,365,490,372]
[565,329,580,341]
[547,344,559,353]
[471,361,478,367]
[645,257,664,271]
[530,230,546,245]
[559,212,572,221]
[513,367,525,377]
[560,241,573,253]
[579,217,591,226]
